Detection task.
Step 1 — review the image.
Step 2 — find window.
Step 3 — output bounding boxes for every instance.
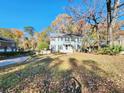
[67,38,70,41]
[61,37,63,41]
[71,37,75,41]
[76,38,81,42]
[65,45,68,50]
[78,38,80,42]
[59,45,63,50]
[65,37,69,41]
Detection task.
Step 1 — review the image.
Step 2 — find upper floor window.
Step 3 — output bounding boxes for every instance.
[78,38,80,42]
[71,37,75,41]
[77,38,81,42]
[51,38,55,41]
[61,37,63,41]
[65,37,70,41]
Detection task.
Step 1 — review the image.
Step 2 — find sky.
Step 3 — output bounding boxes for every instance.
[0,0,124,32]
[0,0,69,32]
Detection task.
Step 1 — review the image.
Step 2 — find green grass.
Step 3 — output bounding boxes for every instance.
[0,53,124,93]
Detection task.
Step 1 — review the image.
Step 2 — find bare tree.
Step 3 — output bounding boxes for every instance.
[67,0,107,49]
[106,0,124,45]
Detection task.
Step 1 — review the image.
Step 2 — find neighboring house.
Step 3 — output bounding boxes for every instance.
[114,31,124,47]
[50,34,83,53]
[0,37,17,52]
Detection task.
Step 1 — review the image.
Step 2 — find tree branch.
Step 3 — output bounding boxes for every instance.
[117,2,124,8]
[111,2,124,10]
[116,13,124,19]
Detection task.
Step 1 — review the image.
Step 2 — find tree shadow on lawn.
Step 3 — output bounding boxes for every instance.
[1,56,124,93]
[69,58,124,93]
[0,56,54,92]
[0,56,69,93]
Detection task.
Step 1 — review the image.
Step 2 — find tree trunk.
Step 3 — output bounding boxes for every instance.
[106,0,120,46]
[106,0,112,45]
[109,25,113,45]
[95,25,101,49]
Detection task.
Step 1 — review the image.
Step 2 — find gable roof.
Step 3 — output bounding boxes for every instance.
[50,33,83,38]
[0,37,15,43]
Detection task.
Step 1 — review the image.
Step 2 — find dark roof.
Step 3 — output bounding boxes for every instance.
[50,33,83,38]
[0,37,15,43]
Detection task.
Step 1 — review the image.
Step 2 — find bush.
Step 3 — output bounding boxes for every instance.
[38,42,49,50]
[122,47,124,51]
[98,45,122,55]
[0,51,32,60]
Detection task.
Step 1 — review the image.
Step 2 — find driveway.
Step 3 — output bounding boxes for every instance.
[0,56,29,67]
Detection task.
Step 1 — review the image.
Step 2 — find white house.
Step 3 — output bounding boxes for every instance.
[49,33,83,53]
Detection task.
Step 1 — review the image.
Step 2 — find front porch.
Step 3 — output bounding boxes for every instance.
[58,44,81,53]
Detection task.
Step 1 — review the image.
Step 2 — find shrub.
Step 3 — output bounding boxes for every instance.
[98,45,122,55]
[0,51,31,60]
[38,42,49,50]
[111,45,122,54]
[122,47,124,51]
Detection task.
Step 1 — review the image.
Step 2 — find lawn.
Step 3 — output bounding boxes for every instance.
[0,53,124,93]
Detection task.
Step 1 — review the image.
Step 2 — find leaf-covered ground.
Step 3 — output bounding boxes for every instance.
[0,53,124,93]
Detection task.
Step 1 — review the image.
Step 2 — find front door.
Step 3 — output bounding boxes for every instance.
[65,45,73,53]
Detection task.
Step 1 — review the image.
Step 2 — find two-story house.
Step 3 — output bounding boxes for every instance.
[50,34,83,53]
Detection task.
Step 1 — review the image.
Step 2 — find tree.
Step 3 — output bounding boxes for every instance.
[34,27,51,50]
[67,0,107,48]
[52,14,74,33]
[24,26,35,37]
[30,38,37,50]
[23,37,30,50]
[106,0,124,45]
[24,26,37,50]
[0,28,16,39]
[38,42,49,50]
[11,29,24,46]
[12,29,23,38]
